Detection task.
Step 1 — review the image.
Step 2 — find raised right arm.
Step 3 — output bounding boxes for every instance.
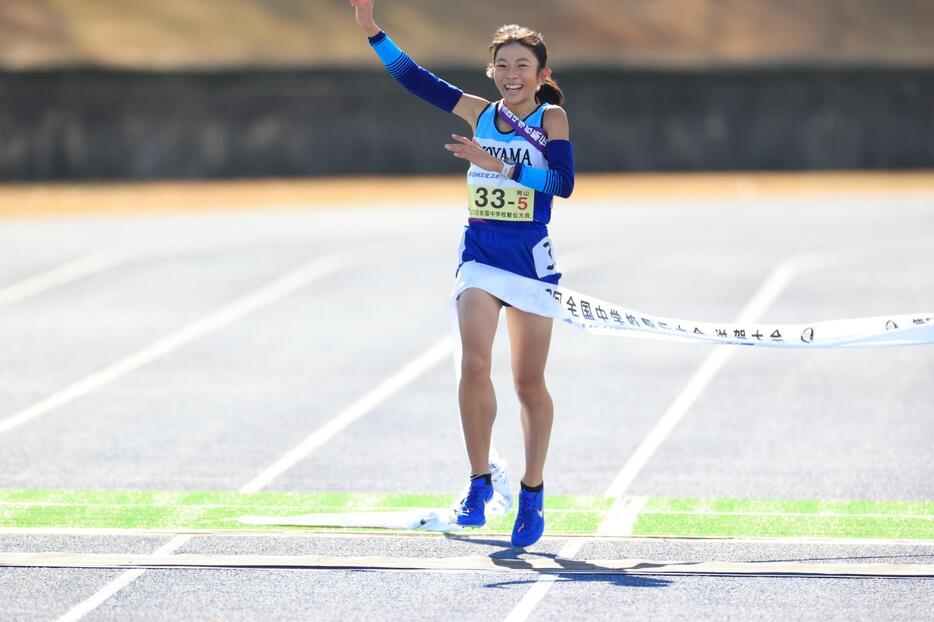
[351,0,488,130]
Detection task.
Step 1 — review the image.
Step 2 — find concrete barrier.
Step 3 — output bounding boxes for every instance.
[1,67,931,180]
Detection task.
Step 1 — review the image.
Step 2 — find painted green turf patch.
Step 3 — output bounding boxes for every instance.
[0,489,611,535]
[633,498,934,540]
[0,490,931,539]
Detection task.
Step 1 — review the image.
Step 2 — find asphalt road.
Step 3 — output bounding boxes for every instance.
[0,188,932,620]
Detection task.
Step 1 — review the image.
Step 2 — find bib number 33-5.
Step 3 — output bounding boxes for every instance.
[468,185,533,221]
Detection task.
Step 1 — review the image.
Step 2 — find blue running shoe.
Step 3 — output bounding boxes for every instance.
[455,476,494,527]
[511,487,544,547]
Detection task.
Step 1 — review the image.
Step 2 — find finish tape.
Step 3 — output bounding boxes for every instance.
[453,261,934,348]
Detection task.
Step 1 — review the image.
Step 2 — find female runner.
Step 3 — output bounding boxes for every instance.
[350,0,574,547]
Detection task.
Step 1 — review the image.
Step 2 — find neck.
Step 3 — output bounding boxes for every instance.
[502,99,538,118]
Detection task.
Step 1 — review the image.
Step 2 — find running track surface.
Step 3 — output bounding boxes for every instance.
[1,174,933,621]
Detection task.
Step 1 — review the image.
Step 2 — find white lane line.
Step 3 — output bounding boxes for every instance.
[7,241,593,457]
[603,255,825,498]
[505,250,835,622]
[240,336,452,492]
[0,251,119,308]
[56,335,453,621]
[0,230,360,310]
[601,252,831,501]
[0,251,348,438]
[56,535,189,622]
[596,496,647,537]
[46,244,874,619]
[31,247,367,619]
[502,563,562,621]
[0,237,221,309]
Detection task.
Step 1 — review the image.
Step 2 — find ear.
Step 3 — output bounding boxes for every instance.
[538,66,552,85]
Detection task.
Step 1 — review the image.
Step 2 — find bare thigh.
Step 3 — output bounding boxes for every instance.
[505,306,553,385]
[457,287,503,372]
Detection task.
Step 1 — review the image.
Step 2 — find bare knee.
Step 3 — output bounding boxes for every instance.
[461,351,492,382]
[514,375,548,408]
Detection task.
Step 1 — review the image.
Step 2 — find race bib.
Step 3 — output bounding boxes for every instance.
[467,185,534,221]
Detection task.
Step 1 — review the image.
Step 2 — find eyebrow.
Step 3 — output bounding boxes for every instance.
[495,57,533,63]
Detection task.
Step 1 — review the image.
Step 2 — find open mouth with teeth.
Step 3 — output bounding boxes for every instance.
[504,84,523,91]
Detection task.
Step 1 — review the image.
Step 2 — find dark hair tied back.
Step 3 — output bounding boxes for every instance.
[536,76,563,106]
[487,24,565,106]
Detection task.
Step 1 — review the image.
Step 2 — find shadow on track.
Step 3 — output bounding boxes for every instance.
[484,574,672,589]
[440,539,673,588]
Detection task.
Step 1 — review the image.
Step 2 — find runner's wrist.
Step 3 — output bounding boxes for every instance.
[362,22,381,38]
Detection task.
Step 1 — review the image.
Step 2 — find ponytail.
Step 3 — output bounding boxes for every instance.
[536,76,564,106]
[490,24,566,107]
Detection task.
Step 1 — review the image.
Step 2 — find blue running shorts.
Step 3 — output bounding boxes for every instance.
[457,222,561,286]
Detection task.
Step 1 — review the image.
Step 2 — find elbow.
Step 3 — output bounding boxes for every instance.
[559,180,574,199]
[556,173,575,199]
[544,139,574,198]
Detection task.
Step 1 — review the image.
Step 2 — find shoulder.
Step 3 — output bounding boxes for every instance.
[542,106,569,140]
[452,94,492,131]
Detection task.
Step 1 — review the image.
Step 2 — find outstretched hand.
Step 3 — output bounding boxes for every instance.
[444,134,502,172]
[349,0,380,37]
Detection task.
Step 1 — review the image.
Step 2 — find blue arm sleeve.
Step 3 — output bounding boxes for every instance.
[368,31,463,113]
[512,140,575,198]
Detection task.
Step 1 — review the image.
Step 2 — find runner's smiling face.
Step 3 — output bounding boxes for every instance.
[492,43,549,108]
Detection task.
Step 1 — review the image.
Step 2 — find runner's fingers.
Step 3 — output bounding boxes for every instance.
[445,142,477,154]
[444,139,484,163]
[442,144,465,157]
[450,136,487,160]
[451,134,480,149]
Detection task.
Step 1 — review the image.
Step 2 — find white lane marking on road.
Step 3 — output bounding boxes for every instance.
[240,336,453,492]
[596,496,648,537]
[56,536,188,622]
[0,236,229,309]
[602,255,824,498]
[51,242,909,620]
[47,247,369,622]
[504,250,837,622]
[56,330,453,621]
[0,251,118,308]
[0,251,348,438]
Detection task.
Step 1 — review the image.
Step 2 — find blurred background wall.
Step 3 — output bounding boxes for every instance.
[1,0,933,180]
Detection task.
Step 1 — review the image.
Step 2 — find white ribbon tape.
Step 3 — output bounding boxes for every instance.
[452,261,934,348]
[238,510,461,532]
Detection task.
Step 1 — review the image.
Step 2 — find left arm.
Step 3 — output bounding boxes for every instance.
[510,107,575,198]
